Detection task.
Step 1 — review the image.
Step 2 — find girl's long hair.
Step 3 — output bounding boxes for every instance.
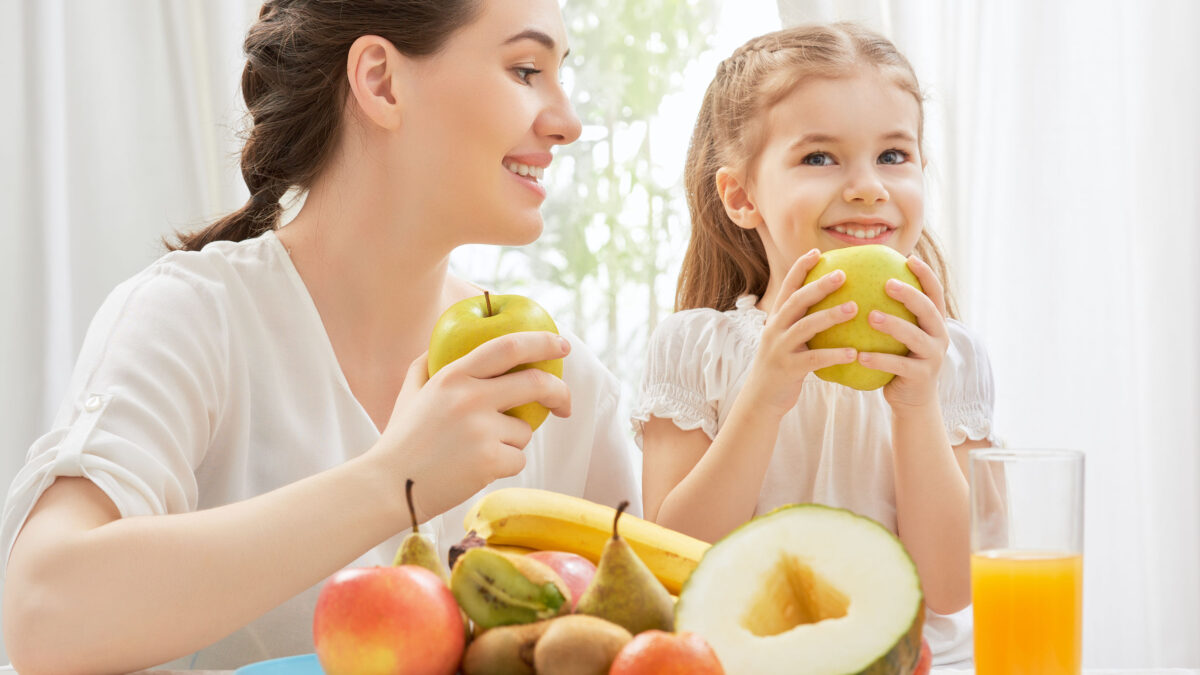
[678,22,959,319]
[167,0,481,251]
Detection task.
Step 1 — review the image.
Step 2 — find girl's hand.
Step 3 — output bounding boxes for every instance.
[374,332,572,521]
[859,256,950,411]
[745,248,859,417]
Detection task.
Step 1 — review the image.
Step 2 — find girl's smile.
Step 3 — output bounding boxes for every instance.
[822,218,898,245]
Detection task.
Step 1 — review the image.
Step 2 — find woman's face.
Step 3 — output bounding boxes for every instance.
[398,0,581,248]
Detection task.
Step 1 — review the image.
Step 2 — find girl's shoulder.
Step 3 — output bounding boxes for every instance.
[650,294,766,359]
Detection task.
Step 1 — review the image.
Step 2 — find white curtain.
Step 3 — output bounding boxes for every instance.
[779,0,1200,667]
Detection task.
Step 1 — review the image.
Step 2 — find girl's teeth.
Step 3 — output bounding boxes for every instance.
[832,225,884,239]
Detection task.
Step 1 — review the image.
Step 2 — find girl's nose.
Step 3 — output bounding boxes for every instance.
[537,86,582,146]
[842,167,889,204]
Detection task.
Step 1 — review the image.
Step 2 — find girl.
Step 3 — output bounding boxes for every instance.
[634,23,994,664]
[2,1,639,672]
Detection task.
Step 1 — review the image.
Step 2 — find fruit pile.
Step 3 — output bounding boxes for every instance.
[313,487,933,675]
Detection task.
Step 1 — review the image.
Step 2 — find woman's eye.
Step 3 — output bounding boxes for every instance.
[879,149,910,165]
[801,152,834,167]
[514,67,542,84]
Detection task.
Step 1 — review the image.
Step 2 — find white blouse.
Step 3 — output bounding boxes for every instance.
[632,294,996,666]
[0,230,641,669]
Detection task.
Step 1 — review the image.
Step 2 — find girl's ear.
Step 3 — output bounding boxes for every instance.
[715,167,762,230]
[346,35,406,130]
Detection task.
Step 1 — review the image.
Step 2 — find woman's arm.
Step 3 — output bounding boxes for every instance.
[3,332,571,675]
[4,459,403,675]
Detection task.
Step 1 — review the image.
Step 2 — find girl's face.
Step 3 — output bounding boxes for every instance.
[734,70,925,276]
[398,0,580,247]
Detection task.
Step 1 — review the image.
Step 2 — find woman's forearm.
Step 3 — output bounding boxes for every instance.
[891,402,971,614]
[4,452,408,675]
[654,393,782,543]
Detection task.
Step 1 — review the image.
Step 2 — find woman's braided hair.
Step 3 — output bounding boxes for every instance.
[168,0,480,251]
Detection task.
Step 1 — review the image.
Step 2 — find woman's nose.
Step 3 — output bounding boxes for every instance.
[538,87,582,146]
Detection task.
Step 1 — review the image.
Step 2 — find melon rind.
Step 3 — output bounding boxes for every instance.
[675,504,924,675]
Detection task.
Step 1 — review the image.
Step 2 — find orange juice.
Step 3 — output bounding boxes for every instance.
[972,550,1082,675]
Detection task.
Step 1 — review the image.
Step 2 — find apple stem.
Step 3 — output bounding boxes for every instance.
[405,479,419,535]
[613,500,628,541]
[484,291,493,318]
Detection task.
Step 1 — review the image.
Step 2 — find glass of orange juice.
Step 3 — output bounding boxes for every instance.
[969,448,1084,675]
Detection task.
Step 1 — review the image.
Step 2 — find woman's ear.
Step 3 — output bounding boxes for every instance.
[346,35,406,130]
[715,167,762,230]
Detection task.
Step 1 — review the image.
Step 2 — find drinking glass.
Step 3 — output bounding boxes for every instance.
[969,448,1084,675]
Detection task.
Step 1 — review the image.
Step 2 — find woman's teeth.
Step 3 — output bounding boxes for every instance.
[831,225,887,239]
[505,162,544,181]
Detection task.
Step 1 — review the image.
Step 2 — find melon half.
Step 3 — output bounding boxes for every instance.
[675,504,924,675]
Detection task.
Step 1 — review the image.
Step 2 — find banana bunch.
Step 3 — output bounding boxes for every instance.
[462,488,710,595]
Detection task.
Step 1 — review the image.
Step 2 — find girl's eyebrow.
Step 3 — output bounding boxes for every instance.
[788,130,916,151]
[503,29,571,62]
[789,133,838,150]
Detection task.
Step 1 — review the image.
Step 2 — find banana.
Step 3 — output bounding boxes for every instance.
[463,488,711,595]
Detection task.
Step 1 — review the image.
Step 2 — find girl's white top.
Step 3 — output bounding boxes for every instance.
[632,294,996,666]
[0,230,640,669]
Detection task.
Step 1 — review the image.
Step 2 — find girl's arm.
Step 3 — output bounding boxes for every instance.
[858,257,972,614]
[644,250,857,542]
[3,333,571,675]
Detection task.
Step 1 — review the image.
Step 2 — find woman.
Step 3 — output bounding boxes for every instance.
[1,1,639,672]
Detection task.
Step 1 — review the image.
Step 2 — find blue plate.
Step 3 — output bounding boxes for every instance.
[235,653,324,675]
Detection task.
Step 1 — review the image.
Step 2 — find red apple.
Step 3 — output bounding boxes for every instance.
[526,550,597,611]
[313,565,464,675]
[609,630,725,675]
[914,638,932,675]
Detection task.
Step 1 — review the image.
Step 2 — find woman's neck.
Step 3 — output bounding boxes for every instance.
[276,173,473,374]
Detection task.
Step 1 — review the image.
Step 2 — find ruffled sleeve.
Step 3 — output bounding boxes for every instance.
[631,301,758,448]
[939,319,997,445]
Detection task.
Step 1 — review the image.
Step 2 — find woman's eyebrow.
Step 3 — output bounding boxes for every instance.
[503,29,571,61]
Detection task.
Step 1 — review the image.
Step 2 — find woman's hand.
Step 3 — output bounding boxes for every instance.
[744,248,859,417]
[859,256,950,411]
[374,331,572,521]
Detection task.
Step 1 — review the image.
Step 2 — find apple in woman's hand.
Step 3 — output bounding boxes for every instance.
[427,292,563,431]
[313,565,464,675]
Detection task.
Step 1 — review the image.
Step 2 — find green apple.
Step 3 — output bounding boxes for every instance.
[428,292,563,431]
[802,245,923,391]
[675,504,924,675]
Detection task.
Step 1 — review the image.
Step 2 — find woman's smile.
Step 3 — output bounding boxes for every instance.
[503,152,552,200]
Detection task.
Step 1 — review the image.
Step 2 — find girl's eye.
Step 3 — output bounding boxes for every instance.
[514,67,542,84]
[879,149,910,165]
[801,152,834,167]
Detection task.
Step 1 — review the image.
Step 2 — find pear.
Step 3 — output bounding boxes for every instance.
[392,479,450,582]
[575,501,675,635]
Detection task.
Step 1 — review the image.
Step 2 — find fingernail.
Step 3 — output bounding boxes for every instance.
[841,301,856,314]
[887,279,901,291]
[558,335,571,354]
[870,310,884,323]
[832,269,845,282]
[844,348,857,360]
